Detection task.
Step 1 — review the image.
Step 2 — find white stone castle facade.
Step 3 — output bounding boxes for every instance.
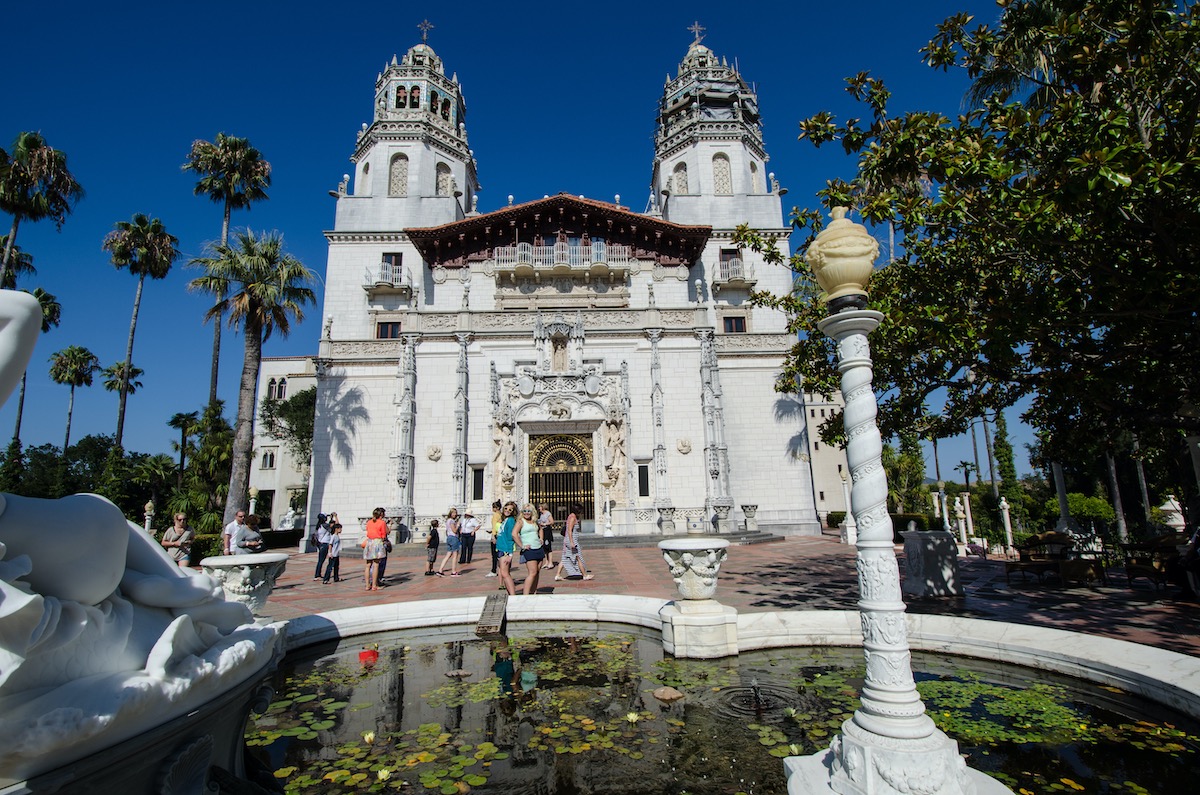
[256,36,849,541]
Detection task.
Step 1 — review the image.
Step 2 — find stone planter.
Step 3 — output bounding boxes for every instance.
[200,552,289,614]
[658,537,730,599]
[901,530,963,598]
[657,536,737,658]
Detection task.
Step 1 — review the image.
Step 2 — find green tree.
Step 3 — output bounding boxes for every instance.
[132,452,177,513]
[0,438,25,492]
[101,361,143,396]
[881,433,927,513]
[48,345,99,453]
[0,132,84,287]
[737,0,1200,470]
[0,235,34,289]
[190,231,314,523]
[258,385,316,470]
[182,134,272,405]
[102,213,179,448]
[168,401,233,534]
[11,287,61,445]
[167,410,199,489]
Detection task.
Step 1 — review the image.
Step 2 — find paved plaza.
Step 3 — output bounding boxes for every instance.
[261,532,1200,658]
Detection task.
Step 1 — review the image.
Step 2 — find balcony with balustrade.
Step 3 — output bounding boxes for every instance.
[713,257,755,293]
[492,241,633,282]
[363,258,414,297]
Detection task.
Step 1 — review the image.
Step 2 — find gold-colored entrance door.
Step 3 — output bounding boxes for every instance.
[528,434,595,522]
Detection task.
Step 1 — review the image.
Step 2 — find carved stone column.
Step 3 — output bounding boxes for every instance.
[392,335,420,540]
[697,328,733,528]
[648,329,673,530]
[453,333,471,501]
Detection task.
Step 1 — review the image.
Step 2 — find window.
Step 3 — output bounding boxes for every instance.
[266,378,277,400]
[819,491,825,501]
[409,86,420,107]
[389,154,409,197]
[820,409,826,417]
[277,378,287,400]
[672,162,689,194]
[261,449,277,470]
[712,153,732,194]
[395,86,406,108]
[471,467,485,501]
[723,316,746,333]
[377,321,403,339]
[638,464,651,498]
[810,409,815,418]
[381,252,403,282]
[436,163,453,197]
[751,161,763,193]
[814,441,820,450]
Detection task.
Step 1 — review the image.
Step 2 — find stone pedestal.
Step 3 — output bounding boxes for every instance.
[659,599,739,658]
[713,503,732,534]
[901,531,964,598]
[657,505,677,534]
[741,504,759,533]
[200,552,289,614]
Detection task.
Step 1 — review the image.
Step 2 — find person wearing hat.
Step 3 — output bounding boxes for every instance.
[459,506,481,565]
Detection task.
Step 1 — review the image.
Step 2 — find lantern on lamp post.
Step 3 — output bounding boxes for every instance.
[785,207,1004,794]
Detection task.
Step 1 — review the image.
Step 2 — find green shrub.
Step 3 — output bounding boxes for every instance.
[191,533,224,561]
[826,511,846,528]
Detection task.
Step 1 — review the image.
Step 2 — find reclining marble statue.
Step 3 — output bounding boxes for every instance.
[0,291,281,787]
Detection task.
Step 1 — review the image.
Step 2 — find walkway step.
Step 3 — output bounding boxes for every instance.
[476,592,507,640]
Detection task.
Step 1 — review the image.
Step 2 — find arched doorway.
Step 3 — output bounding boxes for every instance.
[528,434,594,522]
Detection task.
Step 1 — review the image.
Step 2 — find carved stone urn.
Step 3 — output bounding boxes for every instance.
[658,537,730,600]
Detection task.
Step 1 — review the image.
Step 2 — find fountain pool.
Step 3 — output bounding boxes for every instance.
[252,626,1198,795]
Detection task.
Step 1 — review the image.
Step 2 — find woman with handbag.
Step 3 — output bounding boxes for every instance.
[554,502,593,581]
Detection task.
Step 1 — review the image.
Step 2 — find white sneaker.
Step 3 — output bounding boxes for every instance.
[484,572,497,577]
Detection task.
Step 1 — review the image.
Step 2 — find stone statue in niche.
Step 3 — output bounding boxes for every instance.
[0,291,279,784]
[493,423,516,488]
[602,419,626,486]
[552,338,568,371]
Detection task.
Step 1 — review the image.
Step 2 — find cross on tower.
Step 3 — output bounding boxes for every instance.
[418,19,434,43]
[688,21,705,44]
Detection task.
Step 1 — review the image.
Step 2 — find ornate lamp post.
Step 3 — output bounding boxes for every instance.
[143,500,155,534]
[249,486,259,517]
[786,208,1005,794]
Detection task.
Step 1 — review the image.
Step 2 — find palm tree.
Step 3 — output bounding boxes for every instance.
[48,345,99,453]
[0,132,85,287]
[182,134,272,405]
[0,236,35,289]
[11,287,61,444]
[102,213,179,448]
[132,453,177,511]
[954,460,976,492]
[101,361,143,395]
[190,230,314,523]
[167,410,199,488]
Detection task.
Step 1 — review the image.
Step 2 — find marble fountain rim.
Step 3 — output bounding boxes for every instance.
[282,596,1200,721]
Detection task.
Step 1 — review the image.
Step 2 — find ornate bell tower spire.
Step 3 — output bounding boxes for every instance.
[650,28,777,228]
[342,25,480,218]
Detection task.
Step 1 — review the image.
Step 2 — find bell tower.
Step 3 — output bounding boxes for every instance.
[650,24,779,230]
[341,29,480,223]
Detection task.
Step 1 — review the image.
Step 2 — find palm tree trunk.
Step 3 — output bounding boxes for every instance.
[64,385,75,453]
[12,371,27,442]
[1106,450,1129,542]
[224,316,262,523]
[982,413,999,498]
[177,427,187,489]
[1,216,20,288]
[208,202,233,406]
[115,274,145,449]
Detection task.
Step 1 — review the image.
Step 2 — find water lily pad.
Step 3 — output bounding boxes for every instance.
[274,766,297,778]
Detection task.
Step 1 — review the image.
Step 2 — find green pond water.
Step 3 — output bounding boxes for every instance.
[248,627,1199,795]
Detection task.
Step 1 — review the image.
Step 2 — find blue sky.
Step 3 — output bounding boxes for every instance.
[2,0,1031,479]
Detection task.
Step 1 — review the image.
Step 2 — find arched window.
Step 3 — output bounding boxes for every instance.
[751,161,764,194]
[712,154,732,195]
[409,86,420,107]
[395,86,406,108]
[389,153,409,197]
[430,89,440,113]
[672,162,689,194]
[266,378,277,400]
[441,98,451,120]
[277,378,287,400]
[261,450,276,470]
[436,163,453,197]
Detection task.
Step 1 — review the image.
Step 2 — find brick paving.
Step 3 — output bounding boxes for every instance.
[261,533,1200,658]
